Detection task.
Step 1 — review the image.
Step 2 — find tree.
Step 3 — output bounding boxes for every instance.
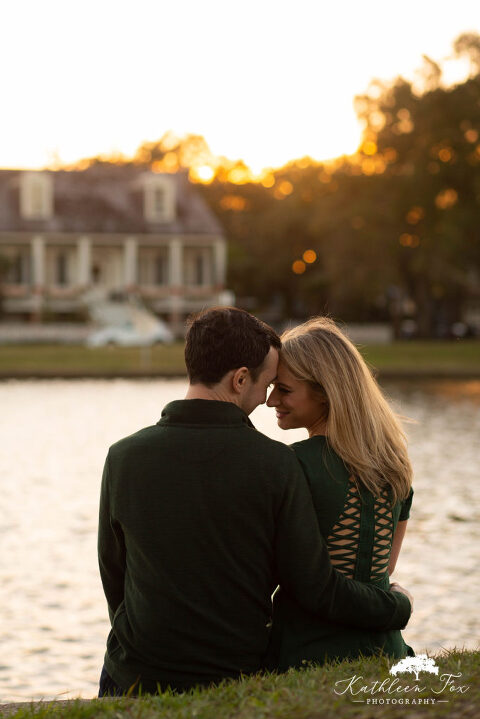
[353,36,480,336]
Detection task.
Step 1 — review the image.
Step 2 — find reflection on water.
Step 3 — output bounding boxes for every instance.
[0,378,479,701]
[386,379,480,405]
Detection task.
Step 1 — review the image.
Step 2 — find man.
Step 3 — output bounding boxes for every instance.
[98,307,412,696]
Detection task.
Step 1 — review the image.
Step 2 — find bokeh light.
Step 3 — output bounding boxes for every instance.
[292,260,306,274]
[362,140,377,156]
[399,233,420,247]
[303,250,317,263]
[406,206,425,224]
[435,188,458,209]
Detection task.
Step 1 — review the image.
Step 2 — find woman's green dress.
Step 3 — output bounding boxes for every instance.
[268,436,414,671]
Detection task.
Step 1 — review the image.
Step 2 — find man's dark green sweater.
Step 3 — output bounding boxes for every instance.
[98,399,410,692]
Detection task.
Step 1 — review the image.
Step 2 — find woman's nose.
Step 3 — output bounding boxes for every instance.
[266,388,279,407]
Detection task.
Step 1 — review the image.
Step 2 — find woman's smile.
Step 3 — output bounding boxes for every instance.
[267,360,327,436]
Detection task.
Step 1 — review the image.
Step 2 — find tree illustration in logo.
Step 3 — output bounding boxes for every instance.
[390,654,439,681]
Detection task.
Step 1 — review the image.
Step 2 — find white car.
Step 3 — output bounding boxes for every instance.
[86,320,174,347]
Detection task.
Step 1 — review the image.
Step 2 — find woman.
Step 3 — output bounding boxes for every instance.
[266,317,414,670]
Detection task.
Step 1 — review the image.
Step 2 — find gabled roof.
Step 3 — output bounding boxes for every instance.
[0,166,223,235]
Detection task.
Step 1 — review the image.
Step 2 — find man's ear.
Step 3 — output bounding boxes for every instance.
[231,367,249,394]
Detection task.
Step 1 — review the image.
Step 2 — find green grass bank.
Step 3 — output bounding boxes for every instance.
[1,649,478,718]
[0,340,479,379]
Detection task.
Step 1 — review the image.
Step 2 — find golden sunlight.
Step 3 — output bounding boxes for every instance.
[362,140,377,156]
[278,181,294,196]
[219,195,248,211]
[227,167,251,184]
[190,164,215,183]
[361,158,376,175]
[261,173,275,188]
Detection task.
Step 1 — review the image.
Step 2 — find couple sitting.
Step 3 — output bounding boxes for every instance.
[98,307,414,696]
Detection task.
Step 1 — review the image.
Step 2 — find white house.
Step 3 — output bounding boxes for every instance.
[0,167,228,331]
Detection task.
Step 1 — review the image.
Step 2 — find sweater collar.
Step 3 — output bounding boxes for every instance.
[158,399,255,428]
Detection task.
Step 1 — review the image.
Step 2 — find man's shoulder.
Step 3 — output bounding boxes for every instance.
[109,424,160,455]
[242,426,302,470]
[108,421,300,473]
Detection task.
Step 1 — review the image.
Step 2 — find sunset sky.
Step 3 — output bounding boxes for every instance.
[1,0,479,173]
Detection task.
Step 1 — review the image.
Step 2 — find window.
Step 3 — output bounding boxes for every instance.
[143,175,175,223]
[5,250,30,284]
[56,253,68,286]
[138,248,168,285]
[20,172,53,220]
[184,247,213,287]
[155,254,168,285]
[154,187,165,216]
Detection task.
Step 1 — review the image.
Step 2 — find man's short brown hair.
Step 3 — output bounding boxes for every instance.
[185,307,281,386]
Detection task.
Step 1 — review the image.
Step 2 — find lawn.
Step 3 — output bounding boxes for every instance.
[1,649,478,718]
[0,340,478,378]
[361,340,480,376]
[0,343,187,376]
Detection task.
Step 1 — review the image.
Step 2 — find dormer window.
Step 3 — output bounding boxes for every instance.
[143,174,175,223]
[20,172,53,220]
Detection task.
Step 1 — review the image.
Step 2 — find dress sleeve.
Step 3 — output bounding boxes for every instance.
[399,487,414,521]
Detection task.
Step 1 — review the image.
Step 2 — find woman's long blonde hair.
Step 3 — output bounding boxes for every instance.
[280,317,412,504]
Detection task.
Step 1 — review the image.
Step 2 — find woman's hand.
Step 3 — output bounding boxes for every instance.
[390,582,414,613]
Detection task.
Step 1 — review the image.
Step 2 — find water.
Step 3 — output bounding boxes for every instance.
[0,378,479,702]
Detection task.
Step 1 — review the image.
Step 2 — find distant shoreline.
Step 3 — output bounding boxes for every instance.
[1,340,478,381]
[0,369,479,381]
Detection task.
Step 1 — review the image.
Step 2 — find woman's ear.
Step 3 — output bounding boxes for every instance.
[232,367,249,394]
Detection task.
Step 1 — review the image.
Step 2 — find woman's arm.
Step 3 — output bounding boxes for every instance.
[389,520,408,575]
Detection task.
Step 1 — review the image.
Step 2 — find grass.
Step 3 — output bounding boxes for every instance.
[0,343,187,376]
[361,340,480,375]
[0,340,478,378]
[2,649,478,718]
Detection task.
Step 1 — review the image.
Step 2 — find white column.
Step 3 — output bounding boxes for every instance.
[31,235,45,287]
[214,238,227,286]
[168,238,183,335]
[77,236,91,286]
[168,237,183,287]
[124,236,138,287]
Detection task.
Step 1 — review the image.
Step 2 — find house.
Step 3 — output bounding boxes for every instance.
[0,166,229,332]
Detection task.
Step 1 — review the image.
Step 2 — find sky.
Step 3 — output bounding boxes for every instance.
[1,0,479,173]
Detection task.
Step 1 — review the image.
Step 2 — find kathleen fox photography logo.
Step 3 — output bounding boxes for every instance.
[333,655,470,705]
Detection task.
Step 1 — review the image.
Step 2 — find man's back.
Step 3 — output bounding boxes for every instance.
[99,399,306,692]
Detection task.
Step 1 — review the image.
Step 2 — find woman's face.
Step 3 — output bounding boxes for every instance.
[267,360,327,436]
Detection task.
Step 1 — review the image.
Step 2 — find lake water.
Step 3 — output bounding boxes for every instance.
[0,378,479,702]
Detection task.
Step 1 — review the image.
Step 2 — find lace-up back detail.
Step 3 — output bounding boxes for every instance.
[326,478,395,582]
[326,481,361,578]
[370,489,394,582]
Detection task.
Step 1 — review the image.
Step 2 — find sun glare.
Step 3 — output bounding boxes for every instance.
[190,165,215,183]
